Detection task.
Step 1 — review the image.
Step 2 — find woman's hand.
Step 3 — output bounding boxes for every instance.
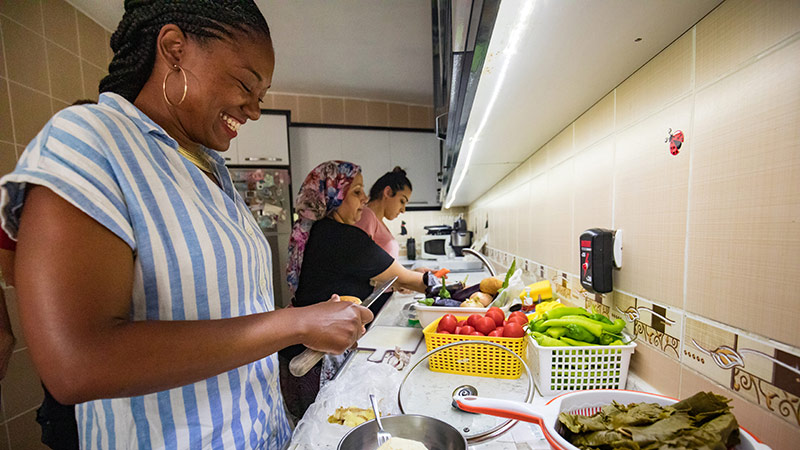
[298,295,373,354]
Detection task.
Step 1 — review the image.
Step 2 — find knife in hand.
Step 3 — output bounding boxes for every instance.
[288,276,399,377]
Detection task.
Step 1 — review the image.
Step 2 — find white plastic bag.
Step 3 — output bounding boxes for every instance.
[289,361,405,449]
[489,267,524,309]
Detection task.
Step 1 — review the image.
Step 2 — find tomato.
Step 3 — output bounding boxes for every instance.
[459,325,475,335]
[494,326,504,335]
[457,320,468,328]
[507,315,528,326]
[509,311,529,323]
[437,315,458,333]
[502,322,525,338]
[487,329,504,337]
[467,314,483,329]
[475,317,497,335]
[469,331,484,336]
[487,306,504,317]
[454,326,463,335]
[438,330,451,334]
[485,309,505,327]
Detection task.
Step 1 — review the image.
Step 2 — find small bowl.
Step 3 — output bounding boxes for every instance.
[337,414,467,450]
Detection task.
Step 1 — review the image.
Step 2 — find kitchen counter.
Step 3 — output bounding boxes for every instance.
[286,267,559,449]
[285,265,660,449]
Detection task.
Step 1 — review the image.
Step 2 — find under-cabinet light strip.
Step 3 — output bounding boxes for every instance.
[445,0,536,208]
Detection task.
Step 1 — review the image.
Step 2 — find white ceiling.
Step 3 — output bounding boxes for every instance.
[445,0,723,207]
[65,0,434,104]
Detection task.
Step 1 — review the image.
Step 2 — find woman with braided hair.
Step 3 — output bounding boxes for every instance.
[0,1,372,448]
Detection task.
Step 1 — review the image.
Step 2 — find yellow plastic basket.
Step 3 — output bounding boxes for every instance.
[422,315,527,379]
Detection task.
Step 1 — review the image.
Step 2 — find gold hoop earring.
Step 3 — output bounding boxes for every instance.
[162,64,187,107]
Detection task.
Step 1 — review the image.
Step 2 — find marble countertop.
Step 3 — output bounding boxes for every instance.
[287,277,563,449]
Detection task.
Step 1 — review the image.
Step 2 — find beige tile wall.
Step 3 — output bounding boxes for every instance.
[0,1,434,448]
[261,92,433,129]
[1,1,111,447]
[469,1,800,448]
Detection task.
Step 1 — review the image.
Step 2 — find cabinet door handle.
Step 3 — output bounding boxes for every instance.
[244,157,283,162]
[223,157,233,161]
[435,112,448,141]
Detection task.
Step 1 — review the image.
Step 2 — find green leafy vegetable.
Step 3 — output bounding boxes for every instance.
[501,259,516,290]
[558,391,741,450]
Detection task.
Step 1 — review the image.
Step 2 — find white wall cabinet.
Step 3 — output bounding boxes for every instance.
[290,126,441,207]
[225,112,290,166]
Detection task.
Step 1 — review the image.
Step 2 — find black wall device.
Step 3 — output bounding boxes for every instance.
[580,228,614,294]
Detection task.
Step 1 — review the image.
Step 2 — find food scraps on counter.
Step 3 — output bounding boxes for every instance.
[327,406,378,427]
[558,391,740,449]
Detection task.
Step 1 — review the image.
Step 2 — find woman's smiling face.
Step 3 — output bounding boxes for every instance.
[333,173,367,225]
[164,28,275,152]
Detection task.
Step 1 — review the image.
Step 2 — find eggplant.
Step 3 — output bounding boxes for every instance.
[451,283,482,301]
[433,297,462,307]
[424,277,465,298]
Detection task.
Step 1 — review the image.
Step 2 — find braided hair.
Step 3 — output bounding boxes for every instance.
[100,0,271,102]
[368,166,413,201]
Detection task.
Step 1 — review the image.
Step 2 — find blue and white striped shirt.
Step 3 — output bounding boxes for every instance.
[0,93,292,449]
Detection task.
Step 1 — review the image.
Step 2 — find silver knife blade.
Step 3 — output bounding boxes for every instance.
[288,275,399,377]
[360,276,398,309]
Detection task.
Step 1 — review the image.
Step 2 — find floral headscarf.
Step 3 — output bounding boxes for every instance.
[287,160,361,296]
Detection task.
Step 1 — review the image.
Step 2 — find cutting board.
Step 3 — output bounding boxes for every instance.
[357,326,424,362]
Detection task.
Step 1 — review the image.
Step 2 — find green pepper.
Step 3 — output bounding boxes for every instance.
[560,336,600,346]
[540,316,604,337]
[530,318,549,333]
[598,333,616,345]
[603,318,626,334]
[438,275,451,298]
[545,327,567,339]
[610,339,624,346]
[531,332,568,347]
[589,313,613,325]
[418,297,435,306]
[565,324,597,343]
[544,307,590,320]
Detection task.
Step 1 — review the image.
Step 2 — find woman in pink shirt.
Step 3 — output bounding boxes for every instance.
[355,167,412,259]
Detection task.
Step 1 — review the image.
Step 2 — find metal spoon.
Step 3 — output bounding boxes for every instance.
[369,394,391,446]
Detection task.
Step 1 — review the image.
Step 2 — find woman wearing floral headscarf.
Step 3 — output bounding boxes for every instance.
[279,161,426,421]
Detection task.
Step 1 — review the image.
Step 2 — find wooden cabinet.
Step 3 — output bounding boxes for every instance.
[225,111,290,166]
[289,126,441,208]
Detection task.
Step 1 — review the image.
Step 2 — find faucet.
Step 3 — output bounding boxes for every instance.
[461,247,497,277]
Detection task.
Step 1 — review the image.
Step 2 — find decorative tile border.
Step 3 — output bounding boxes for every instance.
[685,313,800,428]
[614,291,683,361]
[479,246,800,431]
